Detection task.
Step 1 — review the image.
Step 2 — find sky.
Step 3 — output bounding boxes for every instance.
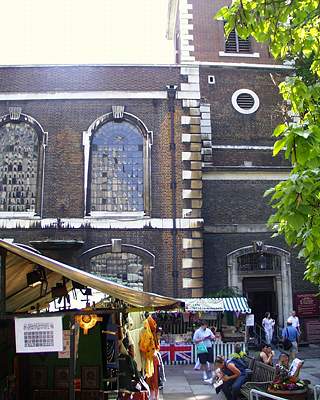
[2,0,173,65]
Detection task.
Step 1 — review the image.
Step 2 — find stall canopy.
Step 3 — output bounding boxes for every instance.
[180,297,251,313]
[0,240,182,313]
[180,297,224,312]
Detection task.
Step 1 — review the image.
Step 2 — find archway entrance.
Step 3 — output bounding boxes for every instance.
[243,277,277,325]
[227,244,293,326]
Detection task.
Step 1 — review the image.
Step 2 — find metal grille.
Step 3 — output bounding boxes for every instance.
[90,252,144,291]
[236,93,255,110]
[0,122,38,212]
[237,253,281,273]
[90,121,144,212]
[225,29,251,53]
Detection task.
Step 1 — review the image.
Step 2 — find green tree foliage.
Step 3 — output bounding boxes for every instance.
[216,1,320,286]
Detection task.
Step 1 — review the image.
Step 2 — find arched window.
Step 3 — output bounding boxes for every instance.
[80,243,155,292]
[90,252,144,291]
[0,115,46,215]
[84,111,152,216]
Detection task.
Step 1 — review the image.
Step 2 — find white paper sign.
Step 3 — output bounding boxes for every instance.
[246,314,255,326]
[15,316,63,353]
[58,329,71,358]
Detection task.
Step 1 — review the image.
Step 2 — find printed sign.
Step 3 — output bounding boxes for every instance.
[305,319,320,343]
[246,314,255,326]
[58,328,80,358]
[15,316,63,353]
[294,293,320,317]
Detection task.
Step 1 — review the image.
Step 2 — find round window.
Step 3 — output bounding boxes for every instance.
[231,89,260,114]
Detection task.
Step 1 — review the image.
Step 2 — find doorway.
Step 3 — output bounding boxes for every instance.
[243,277,277,325]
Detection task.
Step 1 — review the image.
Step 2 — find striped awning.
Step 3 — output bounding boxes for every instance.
[222,297,251,313]
[179,297,251,313]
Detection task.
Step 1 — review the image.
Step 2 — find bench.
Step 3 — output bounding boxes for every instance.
[240,361,276,399]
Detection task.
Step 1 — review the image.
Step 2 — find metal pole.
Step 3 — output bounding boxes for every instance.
[167,84,178,298]
[69,316,76,400]
[0,249,6,315]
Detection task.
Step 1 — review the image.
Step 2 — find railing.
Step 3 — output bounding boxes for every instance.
[160,342,246,365]
[314,385,320,400]
[250,389,286,400]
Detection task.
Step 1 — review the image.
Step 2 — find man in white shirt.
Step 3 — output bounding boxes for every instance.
[193,321,215,381]
[287,310,301,334]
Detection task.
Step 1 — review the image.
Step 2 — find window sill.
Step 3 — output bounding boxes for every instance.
[219,51,260,58]
[0,212,39,219]
[86,211,147,220]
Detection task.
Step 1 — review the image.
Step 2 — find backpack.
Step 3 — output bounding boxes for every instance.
[282,328,293,350]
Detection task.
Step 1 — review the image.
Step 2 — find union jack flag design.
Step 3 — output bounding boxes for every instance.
[160,344,193,365]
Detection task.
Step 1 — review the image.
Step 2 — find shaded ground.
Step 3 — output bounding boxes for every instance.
[161,344,320,400]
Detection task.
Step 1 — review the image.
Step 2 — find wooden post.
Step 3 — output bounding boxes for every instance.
[0,249,6,315]
[69,316,76,400]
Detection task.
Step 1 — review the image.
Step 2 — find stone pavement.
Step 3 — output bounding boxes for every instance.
[161,345,320,400]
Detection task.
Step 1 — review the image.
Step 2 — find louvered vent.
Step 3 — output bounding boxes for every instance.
[225,30,237,52]
[236,93,255,110]
[238,37,251,53]
[225,29,251,53]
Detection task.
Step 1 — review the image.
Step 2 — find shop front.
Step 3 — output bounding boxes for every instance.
[0,240,181,400]
[158,297,251,364]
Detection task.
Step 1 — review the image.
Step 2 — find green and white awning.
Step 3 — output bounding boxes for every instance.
[180,297,251,314]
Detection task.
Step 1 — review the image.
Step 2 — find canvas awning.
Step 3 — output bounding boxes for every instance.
[180,298,224,312]
[180,297,251,313]
[222,297,251,313]
[0,240,182,313]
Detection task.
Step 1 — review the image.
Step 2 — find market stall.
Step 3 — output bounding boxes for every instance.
[157,297,251,364]
[0,240,181,400]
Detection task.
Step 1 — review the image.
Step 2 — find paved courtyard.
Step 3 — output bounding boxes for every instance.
[161,345,320,400]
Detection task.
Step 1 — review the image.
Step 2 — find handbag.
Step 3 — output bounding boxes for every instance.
[282,328,293,350]
[196,342,208,354]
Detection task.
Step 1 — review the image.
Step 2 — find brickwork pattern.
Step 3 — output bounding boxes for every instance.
[199,66,285,147]
[190,0,276,64]
[203,232,316,295]
[203,179,279,225]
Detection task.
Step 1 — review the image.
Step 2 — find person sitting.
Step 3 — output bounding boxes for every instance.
[259,343,275,365]
[214,355,248,400]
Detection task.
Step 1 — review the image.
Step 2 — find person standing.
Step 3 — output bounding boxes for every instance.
[262,312,275,345]
[193,321,215,381]
[287,310,301,335]
[282,320,299,361]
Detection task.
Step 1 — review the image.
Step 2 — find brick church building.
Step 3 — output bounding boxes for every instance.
[0,0,317,327]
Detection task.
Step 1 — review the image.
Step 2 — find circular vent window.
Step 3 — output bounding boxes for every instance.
[232,89,260,114]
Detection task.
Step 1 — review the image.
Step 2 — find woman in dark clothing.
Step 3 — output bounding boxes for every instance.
[214,356,248,400]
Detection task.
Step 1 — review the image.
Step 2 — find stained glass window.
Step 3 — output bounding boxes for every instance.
[0,122,38,212]
[90,121,144,212]
[90,252,144,291]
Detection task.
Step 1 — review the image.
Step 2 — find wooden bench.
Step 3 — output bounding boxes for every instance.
[240,361,276,399]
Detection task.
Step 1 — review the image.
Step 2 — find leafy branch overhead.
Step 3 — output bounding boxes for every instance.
[216,0,320,285]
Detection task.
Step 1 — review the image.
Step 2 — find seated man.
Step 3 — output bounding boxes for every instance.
[259,343,275,365]
[214,355,248,400]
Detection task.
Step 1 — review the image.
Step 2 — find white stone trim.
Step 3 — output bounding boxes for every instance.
[181,83,200,92]
[203,170,290,180]
[0,212,38,219]
[196,61,293,70]
[212,144,274,150]
[219,51,260,58]
[177,91,200,100]
[0,217,204,230]
[231,89,260,114]
[0,91,168,101]
[183,278,203,289]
